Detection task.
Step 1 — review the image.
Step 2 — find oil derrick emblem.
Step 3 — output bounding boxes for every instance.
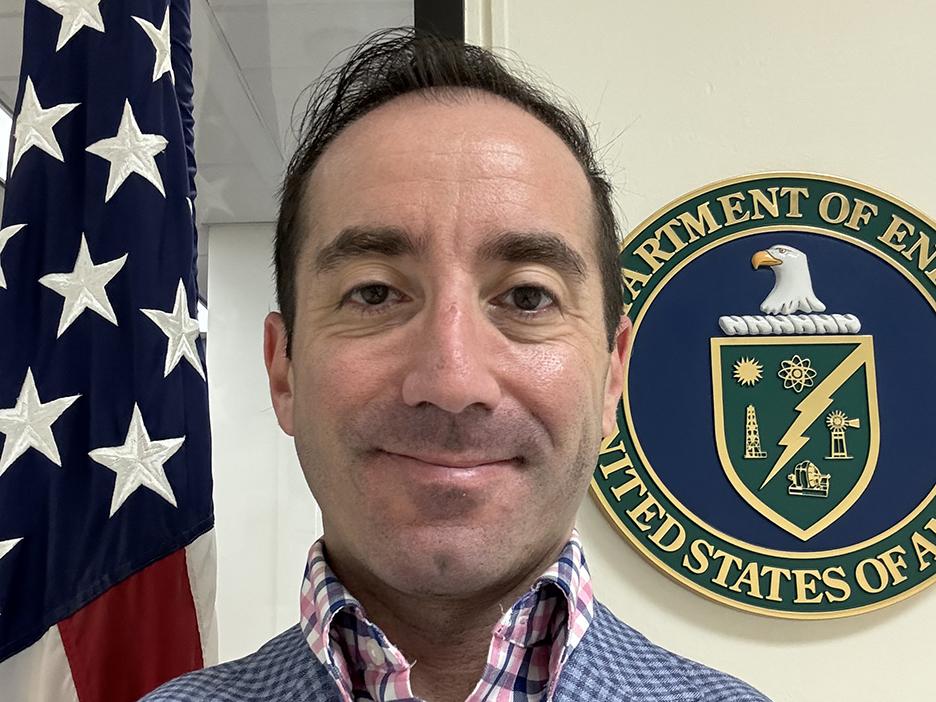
[743,405,767,459]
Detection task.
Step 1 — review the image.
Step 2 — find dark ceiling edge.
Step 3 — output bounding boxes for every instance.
[414,0,465,41]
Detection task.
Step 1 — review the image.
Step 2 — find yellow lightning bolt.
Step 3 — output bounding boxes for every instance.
[759,346,868,490]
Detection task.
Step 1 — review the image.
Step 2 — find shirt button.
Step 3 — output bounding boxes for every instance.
[365,637,386,666]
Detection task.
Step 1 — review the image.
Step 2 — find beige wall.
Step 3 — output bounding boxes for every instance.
[465,2,935,700]
[206,223,322,663]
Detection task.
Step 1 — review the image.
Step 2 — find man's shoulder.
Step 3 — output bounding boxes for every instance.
[558,601,771,702]
[141,625,340,702]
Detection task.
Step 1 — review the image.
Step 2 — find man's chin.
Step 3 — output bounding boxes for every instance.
[369,525,541,599]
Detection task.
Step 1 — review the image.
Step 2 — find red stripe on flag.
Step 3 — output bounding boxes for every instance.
[58,549,204,702]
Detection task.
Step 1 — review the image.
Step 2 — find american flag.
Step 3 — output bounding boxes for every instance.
[0,0,216,699]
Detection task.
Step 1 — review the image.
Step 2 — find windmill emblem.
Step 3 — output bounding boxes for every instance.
[826,410,860,459]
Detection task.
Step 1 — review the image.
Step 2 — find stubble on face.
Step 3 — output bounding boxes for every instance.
[293,390,601,596]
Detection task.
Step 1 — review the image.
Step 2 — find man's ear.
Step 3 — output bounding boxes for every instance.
[264,311,295,436]
[601,316,632,437]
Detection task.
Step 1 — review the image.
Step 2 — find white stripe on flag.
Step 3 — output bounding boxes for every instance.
[186,528,219,667]
[0,625,80,701]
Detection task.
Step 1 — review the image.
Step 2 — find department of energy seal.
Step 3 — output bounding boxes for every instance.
[591,173,936,619]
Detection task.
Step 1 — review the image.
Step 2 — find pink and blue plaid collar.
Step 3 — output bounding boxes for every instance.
[299,530,594,702]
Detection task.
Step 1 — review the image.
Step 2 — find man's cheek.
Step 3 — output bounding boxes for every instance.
[511,340,597,388]
[512,348,595,422]
[317,340,401,390]
[296,355,377,412]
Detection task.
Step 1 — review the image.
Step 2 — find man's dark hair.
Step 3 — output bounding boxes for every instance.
[275,28,622,353]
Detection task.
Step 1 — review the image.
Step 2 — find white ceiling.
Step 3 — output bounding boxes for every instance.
[0,0,413,226]
[191,0,412,226]
[0,2,22,111]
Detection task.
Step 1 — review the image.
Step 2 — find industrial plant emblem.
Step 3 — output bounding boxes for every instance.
[591,173,936,618]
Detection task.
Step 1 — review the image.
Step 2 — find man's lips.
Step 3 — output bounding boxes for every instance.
[376,449,521,470]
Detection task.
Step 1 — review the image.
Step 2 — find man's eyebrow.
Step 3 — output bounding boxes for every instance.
[313,226,423,273]
[477,231,588,281]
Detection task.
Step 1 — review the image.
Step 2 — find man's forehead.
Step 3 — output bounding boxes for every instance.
[323,90,580,162]
[305,90,590,220]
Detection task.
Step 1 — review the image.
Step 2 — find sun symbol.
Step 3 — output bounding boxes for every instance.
[778,354,817,393]
[732,357,763,386]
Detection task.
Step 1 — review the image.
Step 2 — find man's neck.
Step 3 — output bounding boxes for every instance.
[324,536,570,702]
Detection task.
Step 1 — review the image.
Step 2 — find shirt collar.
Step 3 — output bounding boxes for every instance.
[492,533,593,649]
[299,543,410,674]
[299,530,594,699]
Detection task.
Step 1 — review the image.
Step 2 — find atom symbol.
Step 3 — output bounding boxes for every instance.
[778,354,817,393]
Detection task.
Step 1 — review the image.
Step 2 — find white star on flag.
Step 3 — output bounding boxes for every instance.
[0,224,27,289]
[0,369,80,478]
[36,0,105,52]
[141,280,205,379]
[133,7,174,84]
[88,404,184,517]
[0,538,22,563]
[10,77,79,175]
[86,99,168,202]
[39,233,128,337]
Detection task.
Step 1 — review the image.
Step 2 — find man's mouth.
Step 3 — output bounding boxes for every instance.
[375,449,522,471]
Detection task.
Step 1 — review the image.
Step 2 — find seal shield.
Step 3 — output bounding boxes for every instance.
[711,335,879,541]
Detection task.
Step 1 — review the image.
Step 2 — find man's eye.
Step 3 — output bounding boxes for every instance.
[344,284,403,311]
[502,285,555,313]
[353,284,390,305]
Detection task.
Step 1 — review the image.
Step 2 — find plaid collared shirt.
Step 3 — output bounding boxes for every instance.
[299,531,594,702]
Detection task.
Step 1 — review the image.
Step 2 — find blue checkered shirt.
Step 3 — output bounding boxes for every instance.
[143,604,769,701]
[144,557,771,702]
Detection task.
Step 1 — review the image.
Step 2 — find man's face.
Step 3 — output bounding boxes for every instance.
[265,92,627,597]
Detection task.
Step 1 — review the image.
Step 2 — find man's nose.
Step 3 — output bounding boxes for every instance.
[400,299,502,413]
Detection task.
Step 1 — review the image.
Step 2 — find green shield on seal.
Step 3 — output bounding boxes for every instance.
[711,335,879,541]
